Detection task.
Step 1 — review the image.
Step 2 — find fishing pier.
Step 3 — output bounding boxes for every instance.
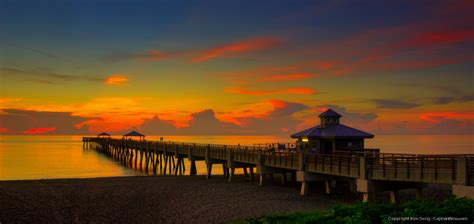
[82,110,474,202]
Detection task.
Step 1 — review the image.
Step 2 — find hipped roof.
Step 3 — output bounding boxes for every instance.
[290,124,374,139]
[123,131,145,137]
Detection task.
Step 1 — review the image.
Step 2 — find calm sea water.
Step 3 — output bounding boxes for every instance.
[0,135,472,180]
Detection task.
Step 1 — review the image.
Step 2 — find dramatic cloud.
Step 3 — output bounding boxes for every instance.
[282,1,474,78]
[0,97,158,134]
[140,115,179,135]
[374,112,473,135]
[0,109,89,135]
[398,83,474,105]
[225,87,316,96]
[181,110,241,135]
[235,100,309,135]
[191,36,284,63]
[215,62,327,85]
[106,36,284,63]
[0,67,102,84]
[373,99,421,109]
[136,100,309,136]
[105,75,128,86]
[433,97,456,105]
[420,112,474,122]
[431,93,474,105]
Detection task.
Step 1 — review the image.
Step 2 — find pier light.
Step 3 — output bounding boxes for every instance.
[302,138,309,142]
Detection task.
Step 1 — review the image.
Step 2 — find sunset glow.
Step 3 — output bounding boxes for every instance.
[105,75,128,86]
[24,127,57,134]
[0,0,472,136]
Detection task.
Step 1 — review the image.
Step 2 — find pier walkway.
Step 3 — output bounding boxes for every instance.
[83,137,474,202]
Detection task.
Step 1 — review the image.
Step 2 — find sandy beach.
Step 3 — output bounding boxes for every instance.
[0,175,451,223]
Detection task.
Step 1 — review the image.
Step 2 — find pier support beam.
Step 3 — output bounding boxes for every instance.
[206,163,213,179]
[300,182,308,196]
[362,193,373,202]
[452,157,474,200]
[190,160,197,176]
[325,181,332,195]
[389,190,399,204]
[257,165,291,186]
[296,171,345,196]
[415,187,423,199]
[357,179,427,203]
[249,167,255,181]
[281,173,287,185]
[259,174,265,186]
[228,168,235,182]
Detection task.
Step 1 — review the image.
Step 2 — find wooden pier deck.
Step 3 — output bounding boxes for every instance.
[83,137,474,202]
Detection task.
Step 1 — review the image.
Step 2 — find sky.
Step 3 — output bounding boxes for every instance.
[0,0,473,136]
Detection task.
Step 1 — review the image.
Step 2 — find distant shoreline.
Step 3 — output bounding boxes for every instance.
[0,175,452,223]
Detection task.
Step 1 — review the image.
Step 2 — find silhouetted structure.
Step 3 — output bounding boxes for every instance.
[291,109,374,154]
[81,109,473,203]
[123,131,145,141]
[97,132,111,138]
[83,136,474,202]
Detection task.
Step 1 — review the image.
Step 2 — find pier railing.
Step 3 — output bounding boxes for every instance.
[365,153,474,184]
[468,157,474,185]
[262,151,299,170]
[232,148,259,164]
[305,154,360,178]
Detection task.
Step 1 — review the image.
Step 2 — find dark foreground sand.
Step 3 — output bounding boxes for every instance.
[0,175,451,223]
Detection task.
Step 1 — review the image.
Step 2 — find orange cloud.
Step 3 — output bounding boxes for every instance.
[105,75,128,86]
[24,127,56,134]
[109,36,284,64]
[0,127,8,133]
[216,101,276,126]
[420,112,474,122]
[315,106,329,113]
[225,87,316,96]
[259,72,316,81]
[83,118,143,133]
[269,99,287,109]
[191,36,284,63]
[73,97,155,133]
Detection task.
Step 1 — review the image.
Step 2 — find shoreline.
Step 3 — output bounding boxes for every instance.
[0,175,452,223]
[0,175,348,223]
[0,174,146,182]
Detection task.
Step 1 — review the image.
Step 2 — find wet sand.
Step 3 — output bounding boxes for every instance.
[0,175,451,223]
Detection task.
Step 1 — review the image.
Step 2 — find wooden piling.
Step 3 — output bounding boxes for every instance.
[206,163,213,179]
[190,160,197,176]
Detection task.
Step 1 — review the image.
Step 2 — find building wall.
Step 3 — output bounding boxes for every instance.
[335,139,364,151]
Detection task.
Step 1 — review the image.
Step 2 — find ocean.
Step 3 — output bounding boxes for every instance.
[0,135,472,180]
